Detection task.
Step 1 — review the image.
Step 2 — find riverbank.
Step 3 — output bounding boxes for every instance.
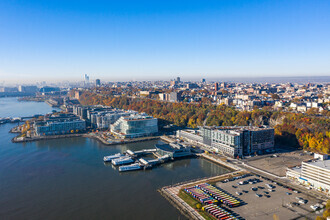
[17,96,46,102]
[12,133,84,143]
[11,129,161,145]
[85,133,160,145]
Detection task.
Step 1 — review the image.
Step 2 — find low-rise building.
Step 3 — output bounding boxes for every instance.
[287,157,330,192]
[34,119,86,136]
[155,143,192,158]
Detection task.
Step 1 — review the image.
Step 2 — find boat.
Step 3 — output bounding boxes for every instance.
[103,153,124,162]
[119,163,142,172]
[112,156,134,166]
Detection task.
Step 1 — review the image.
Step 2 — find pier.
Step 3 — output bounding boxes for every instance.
[0,115,41,125]
[105,144,194,172]
[126,148,157,157]
[139,155,171,166]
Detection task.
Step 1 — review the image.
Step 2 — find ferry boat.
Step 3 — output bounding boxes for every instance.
[103,153,124,162]
[112,156,134,166]
[119,163,142,172]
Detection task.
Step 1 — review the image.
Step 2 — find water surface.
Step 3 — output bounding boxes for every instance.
[0,97,230,220]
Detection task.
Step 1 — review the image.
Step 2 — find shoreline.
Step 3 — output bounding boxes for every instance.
[159,171,244,220]
[12,133,84,143]
[84,133,160,145]
[11,129,161,145]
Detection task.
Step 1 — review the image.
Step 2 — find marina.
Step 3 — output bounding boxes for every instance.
[104,142,195,172]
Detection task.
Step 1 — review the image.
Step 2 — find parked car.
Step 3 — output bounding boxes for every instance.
[310,205,319,211]
[299,200,307,204]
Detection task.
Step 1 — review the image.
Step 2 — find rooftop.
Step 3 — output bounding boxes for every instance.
[122,114,155,121]
[203,125,273,132]
[303,159,330,171]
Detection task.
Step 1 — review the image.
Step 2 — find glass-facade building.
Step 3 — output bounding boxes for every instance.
[110,114,158,138]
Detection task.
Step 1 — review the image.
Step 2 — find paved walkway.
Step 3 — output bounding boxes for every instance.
[161,171,241,220]
[163,187,204,220]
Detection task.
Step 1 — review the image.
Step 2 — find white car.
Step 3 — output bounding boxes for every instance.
[310,205,319,211]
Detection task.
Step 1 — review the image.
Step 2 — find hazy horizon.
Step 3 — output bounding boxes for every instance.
[1,75,330,86]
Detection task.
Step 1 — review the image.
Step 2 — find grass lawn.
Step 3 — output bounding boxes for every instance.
[178,189,216,220]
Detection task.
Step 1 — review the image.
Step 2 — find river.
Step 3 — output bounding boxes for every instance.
[0,97,230,220]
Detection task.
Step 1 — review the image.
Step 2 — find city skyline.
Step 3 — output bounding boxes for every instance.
[1,0,330,81]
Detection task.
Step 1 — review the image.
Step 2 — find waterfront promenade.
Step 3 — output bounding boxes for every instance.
[11,126,160,145]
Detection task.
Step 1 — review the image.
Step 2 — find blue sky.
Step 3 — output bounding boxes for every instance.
[0,0,330,82]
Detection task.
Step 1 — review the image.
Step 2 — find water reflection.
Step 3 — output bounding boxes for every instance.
[0,98,231,220]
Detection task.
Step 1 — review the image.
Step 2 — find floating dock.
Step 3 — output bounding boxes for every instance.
[104,145,193,172]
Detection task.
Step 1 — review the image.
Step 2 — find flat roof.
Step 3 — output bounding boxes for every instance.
[155,144,176,153]
[203,126,273,132]
[303,160,330,170]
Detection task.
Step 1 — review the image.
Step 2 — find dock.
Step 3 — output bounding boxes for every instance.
[139,155,171,166]
[104,146,188,172]
[126,149,157,157]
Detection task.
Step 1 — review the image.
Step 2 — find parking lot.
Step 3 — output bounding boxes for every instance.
[215,174,322,220]
[244,150,313,177]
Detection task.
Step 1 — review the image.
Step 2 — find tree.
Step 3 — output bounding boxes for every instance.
[271,94,280,100]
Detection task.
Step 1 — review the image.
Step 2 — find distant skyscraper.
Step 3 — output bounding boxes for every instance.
[201,78,206,83]
[215,82,219,91]
[95,79,101,87]
[84,74,89,86]
[176,77,180,83]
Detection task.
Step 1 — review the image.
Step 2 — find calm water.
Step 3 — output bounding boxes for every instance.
[0,97,230,220]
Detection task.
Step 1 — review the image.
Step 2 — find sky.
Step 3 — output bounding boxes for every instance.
[0,0,330,83]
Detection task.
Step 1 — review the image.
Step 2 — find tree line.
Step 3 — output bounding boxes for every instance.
[78,91,330,154]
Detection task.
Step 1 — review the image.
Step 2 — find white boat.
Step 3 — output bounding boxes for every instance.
[112,156,134,166]
[103,153,123,162]
[119,163,142,172]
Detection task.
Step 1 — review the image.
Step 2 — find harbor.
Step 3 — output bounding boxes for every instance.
[103,142,195,172]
